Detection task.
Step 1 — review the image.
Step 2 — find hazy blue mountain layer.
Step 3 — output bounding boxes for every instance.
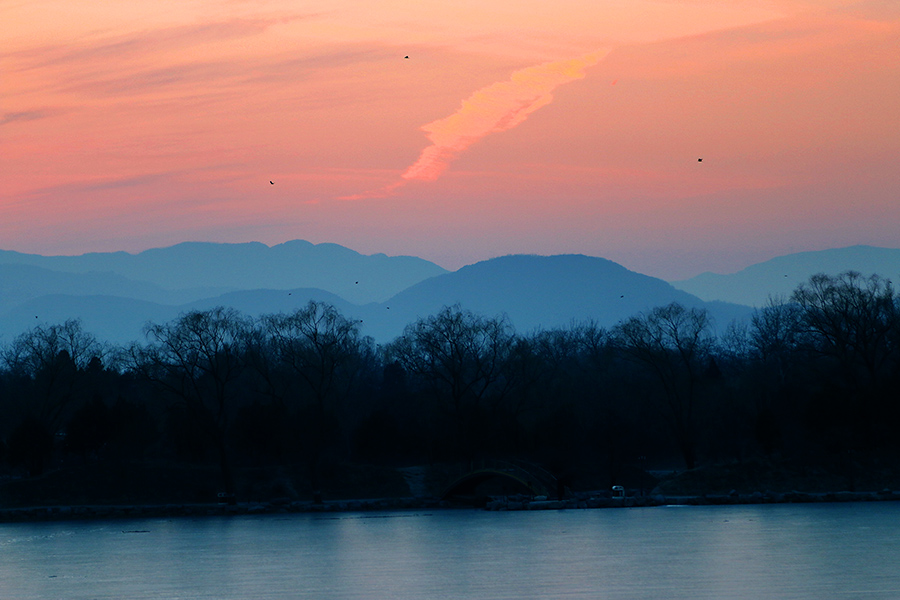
[0,240,447,305]
[671,245,900,307]
[0,263,223,313]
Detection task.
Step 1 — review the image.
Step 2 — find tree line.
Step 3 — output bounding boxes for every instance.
[1,271,899,498]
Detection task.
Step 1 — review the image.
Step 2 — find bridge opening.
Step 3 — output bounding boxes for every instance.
[440,461,557,506]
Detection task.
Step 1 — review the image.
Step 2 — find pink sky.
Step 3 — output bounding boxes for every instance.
[3,0,899,279]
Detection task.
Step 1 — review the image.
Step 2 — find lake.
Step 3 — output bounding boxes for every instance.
[2,502,899,599]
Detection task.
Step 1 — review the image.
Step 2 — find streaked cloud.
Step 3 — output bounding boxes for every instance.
[6,18,280,70]
[0,109,56,126]
[404,49,610,181]
[342,49,609,199]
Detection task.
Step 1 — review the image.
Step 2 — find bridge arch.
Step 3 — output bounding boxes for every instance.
[441,460,557,502]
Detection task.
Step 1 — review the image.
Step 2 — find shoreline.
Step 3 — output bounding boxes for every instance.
[2,489,898,524]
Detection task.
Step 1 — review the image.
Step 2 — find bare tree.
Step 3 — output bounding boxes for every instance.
[749,297,802,371]
[789,272,900,454]
[736,297,806,455]
[613,303,714,469]
[132,307,252,501]
[1,319,106,428]
[387,305,516,458]
[254,301,374,494]
[256,301,372,413]
[792,272,898,387]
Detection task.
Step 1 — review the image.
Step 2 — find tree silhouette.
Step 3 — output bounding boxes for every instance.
[254,301,374,495]
[613,303,714,469]
[791,272,900,451]
[387,305,516,459]
[1,319,105,430]
[132,307,252,502]
[792,272,898,387]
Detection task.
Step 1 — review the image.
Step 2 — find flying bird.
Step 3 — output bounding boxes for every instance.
[697,158,702,162]
[270,180,274,185]
[404,56,409,59]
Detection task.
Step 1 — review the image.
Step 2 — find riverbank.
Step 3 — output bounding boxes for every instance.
[4,457,900,523]
[0,497,444,523]
[3,487,900,523]
[485,488,900,511]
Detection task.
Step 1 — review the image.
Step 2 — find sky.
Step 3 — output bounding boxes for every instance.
[3,0,899,280]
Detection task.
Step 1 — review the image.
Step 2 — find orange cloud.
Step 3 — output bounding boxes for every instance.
[404,49,609,181]
[341,49,609,199]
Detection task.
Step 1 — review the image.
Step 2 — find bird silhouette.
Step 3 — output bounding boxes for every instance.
[404,55,409,59]
[270,181,274,185]
[697,158,702,162]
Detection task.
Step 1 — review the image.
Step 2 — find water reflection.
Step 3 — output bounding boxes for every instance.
[2,503,900,599]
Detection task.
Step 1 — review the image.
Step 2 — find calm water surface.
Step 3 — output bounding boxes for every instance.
[2,502,899,599]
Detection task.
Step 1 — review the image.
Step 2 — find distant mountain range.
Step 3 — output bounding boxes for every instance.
[672,245,900,307]
[0,240,445,306]
[2,241,898,346]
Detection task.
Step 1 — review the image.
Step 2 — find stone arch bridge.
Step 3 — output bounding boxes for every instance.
[440,459,561,502]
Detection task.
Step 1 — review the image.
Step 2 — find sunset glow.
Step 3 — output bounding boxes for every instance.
[2,0,898,277]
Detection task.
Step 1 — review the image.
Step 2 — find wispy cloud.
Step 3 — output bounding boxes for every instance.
[341,49,610,199]
[4,171,183,205]
[0,109,60,126]
[6,17,303,70]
